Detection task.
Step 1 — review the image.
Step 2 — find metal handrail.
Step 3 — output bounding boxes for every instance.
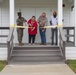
[7,27,14,63]
[59,28,66,61]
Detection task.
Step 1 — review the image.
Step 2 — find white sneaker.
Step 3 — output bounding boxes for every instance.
[32,43,35,45]
[29,43,31,45]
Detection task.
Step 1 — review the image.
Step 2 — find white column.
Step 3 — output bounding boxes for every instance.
[58,0,63,26]
[9,0,15,26]
[74,0,76,46]
[58,0,63,45]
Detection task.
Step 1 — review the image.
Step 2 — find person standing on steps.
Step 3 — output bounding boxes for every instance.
[16,12,27,46]
[28,16,38,45]
[37,12,48,45]
[50,11,58,45]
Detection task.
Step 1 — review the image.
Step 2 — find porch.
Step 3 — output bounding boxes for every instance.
[0,0,75,45]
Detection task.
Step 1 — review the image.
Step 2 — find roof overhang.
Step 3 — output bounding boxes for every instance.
[0,0,74,4]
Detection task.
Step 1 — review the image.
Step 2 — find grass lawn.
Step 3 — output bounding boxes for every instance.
[0,61,6,72]
[67,60,76,73]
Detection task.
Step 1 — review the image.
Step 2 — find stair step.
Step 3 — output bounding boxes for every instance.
[11,56,63,61]
[14,45,59,50]
[12,50,60,55]
[10,45,64,64]
[15,45,59,48]
[9,61,64,65]
[13,49,60,51]
[11,53,61,57]
[14,47,59,50]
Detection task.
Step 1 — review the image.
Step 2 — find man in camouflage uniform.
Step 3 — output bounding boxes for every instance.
[16,12,27,46]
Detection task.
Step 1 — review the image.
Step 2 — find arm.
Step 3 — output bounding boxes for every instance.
[37,16,42,26]
[31,22,37,31]
[50,21,52,25]
[42,18,48,32]
[37,17,40,24]
[16,19,19,26]
[50,17,52,25]
[27,19,32,27]
[23,17,27,22]
[45,18,48,26]
[25,19,27,22]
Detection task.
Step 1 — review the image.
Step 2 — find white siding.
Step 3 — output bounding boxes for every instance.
[0,4,1,26]
[0,4,1,43]
[66,47,76,60]
[0,0,9,43]
[63,0,70,27]
[70,9,75,27]
[0,48,7,60]
[70,3,75,27]
[1,0,9,27]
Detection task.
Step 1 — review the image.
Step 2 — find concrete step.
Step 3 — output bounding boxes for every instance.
[11,53,61,57]
[13,48,59,51]
[13,45,59,50]
[10,45,63,64]
[12,50,60,55]
[9,61,65,65]
[11,56,63,62]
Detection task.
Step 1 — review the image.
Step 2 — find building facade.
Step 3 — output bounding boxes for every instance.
[0,0,76,60]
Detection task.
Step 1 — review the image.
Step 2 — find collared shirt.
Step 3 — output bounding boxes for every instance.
[37,16,48,27]
[16,17,25,26]
[50,16,58,26]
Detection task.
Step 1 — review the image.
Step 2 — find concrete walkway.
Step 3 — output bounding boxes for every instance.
[0,64,76,75]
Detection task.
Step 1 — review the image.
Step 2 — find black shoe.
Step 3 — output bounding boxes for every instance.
[40,43,43,45]
[55,43,57,45]
[43,43,46,45]
[51,43,54,45]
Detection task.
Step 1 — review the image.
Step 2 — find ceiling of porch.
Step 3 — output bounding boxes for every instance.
[0,0,74,5]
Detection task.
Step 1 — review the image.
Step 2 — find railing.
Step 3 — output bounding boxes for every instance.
[0,27,9,45]
[7,27,14,63]
[59,28,66,61]
[6,26,66,63]
[63,27,75,46]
